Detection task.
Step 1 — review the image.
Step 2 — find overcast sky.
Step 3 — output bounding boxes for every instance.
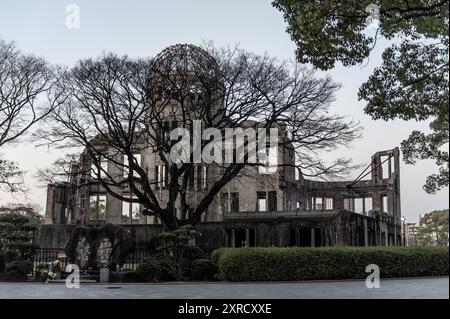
[0,0,448,223]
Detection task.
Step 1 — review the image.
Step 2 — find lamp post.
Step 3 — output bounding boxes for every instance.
[401,216,407,246]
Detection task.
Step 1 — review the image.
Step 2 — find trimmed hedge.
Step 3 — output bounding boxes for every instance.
[217,246,449,281]
[211,247,227,266]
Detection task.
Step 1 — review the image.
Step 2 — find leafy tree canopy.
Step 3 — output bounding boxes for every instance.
[418,209,449,246]
[0,205,42,270]
[273,0,449,193]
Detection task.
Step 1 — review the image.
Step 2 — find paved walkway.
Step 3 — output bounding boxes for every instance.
[0,277,448,299]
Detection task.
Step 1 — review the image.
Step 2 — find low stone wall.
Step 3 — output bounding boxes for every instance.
[34,222,226,251]
[34,224,76,249]
[34,213,396,251]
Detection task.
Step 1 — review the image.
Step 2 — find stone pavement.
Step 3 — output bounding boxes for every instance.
[0,277,448,299]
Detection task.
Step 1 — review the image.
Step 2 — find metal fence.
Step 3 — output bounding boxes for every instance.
[33,245,215,273]
[32,248,153,272]
[33,248,68,273]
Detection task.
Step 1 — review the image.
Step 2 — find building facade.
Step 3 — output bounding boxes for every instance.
[43,44,402,250]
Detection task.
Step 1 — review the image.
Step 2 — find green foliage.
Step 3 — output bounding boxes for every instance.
[190,259,218,281]
[157,225,202,280]
[136,226,206,282]
[182,245,205,261]
[273,0,448,68]
[181,245,205,277]
[218,246,449,281]
[158,225,201,250]
[418,210,449,246]
[0,209,41,273]
[3,260,33,281]
[136,256,176,282]
[273,0,449,193]
[4,242,39,262]
[211,247,227,266]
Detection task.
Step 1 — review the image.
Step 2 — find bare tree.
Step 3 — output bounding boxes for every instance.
[38,44,360,230]
[0,39,62,192]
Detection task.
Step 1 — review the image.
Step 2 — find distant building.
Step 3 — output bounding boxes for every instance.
[404,222,420,246]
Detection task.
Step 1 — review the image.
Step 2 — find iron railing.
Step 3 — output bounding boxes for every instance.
[33,245,216,273]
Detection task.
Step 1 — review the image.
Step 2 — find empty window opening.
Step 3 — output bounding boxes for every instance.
[354,198,364,214]
[289,228,297,247]
[382,195,389,213]
[324,198,333,210]
[365,197,373,212]
[299,228,312,247]
[268,191,277,211]
[345,197,373,214]
[221,192,240,213]
[315,197,323,210]
[248,229,256,247]
[155,165,168,189]
[344,198,354,211]
[197,165,208,189]
[381,155,392,179]
[89,195,106,221]
[123,154,142,178]
[312,197,333,210]
[314,228,322,247]
[121,196,140,224]
[305,198,311,210]
[221,192,229,214]
[230,192,239,212]
[235,229,246,248]
[257,192,267,211]
[91,156,108,179]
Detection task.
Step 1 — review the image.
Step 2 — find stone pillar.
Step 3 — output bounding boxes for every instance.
[384,223,389,246]
[311,228,315,247]
[245,228,250,248]
[225,230,229,247]
[364,219,368,247]
[231,229,236,248]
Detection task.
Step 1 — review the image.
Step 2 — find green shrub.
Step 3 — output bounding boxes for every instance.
[211,248,227,266]
[182,245,205,261]
[137,256,176,282]
[181,245,205,276]
[0,211,41,264]
[191,259,218,280]
[4,242,39,261]
[4,260,33,281]
[218,246,449,281]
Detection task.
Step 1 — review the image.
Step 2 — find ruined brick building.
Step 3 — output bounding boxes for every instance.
[42,45,402,250]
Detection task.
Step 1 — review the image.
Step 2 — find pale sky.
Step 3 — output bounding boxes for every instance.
[0,0,448,223]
